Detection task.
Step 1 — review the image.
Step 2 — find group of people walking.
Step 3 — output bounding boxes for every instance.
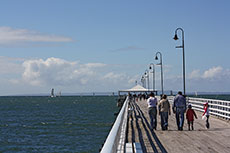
[146,91,210,131]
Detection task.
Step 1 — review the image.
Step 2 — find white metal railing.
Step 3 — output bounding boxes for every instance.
[188,97,230,120]
[100,96,129,153]
[168,96,230,120]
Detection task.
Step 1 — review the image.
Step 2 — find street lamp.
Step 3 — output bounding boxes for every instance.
[141,75,145,87]
[145,70,149,91]
[149,63,155,92]
[143,75,146,88]
[173,28,186,95]
[155,52,164,95]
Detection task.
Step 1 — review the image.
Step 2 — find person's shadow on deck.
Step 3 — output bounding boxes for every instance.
[131,100,168,153]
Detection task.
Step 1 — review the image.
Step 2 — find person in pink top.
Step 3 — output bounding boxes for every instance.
[202,102,210,129]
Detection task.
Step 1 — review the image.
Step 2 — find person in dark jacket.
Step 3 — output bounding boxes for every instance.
[173,91,187,131]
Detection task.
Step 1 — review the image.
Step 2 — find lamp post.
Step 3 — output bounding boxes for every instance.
[149,63,155,92]
[143,75,146,88]
[155,52,164,95]
[173,28,186,95]
[145,70,149,91]
[141,75,145,87]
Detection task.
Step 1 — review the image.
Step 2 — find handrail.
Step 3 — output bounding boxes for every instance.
[188,97,230,120]
[189,97,230,104]
[100,96,129,153]
[168,96,230,120]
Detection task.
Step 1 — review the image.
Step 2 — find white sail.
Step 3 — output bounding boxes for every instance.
[51,88,55,97]
[195,91,198,97]
[58,91,61,97]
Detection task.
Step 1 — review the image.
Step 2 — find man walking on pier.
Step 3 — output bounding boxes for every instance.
[173,91,187,131]
[147,92,158,130]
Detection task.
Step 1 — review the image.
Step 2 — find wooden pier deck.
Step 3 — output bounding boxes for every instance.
[126,99,230,153]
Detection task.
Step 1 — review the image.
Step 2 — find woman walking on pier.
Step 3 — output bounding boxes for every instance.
[147,92,158,131]
[158,95,171,130]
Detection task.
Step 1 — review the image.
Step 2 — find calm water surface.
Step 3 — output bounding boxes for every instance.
[189,94,230,101]
[0,96,119,153]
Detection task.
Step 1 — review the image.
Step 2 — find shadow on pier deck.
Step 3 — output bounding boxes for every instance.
[127,99,230,153]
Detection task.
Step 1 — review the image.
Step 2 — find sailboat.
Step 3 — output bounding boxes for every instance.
[51,88,55,97]
[195,91,198,97]
[58,91,61,97]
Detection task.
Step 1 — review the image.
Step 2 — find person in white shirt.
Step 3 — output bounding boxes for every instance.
[147,92,158,130]
[202,102,210,129]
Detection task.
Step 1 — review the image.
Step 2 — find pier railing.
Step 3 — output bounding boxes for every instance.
[100,96,129,153]
[168,96,230,120]
[188,97,230,120]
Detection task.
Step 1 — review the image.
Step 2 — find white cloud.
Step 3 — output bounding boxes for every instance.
[202,66,223,79]
[188,66,225,80]
[21,57,136,90]
[0,26,73,45]
[2,56,229,94]
[0,56,137,93]
[103,72,125,80]
[162,66,230,93]
[84,63,106,68]
[22,57,106,86]
[188,69,201,79]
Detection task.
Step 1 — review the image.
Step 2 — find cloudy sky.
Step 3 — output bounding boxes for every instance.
[0,0,230,95]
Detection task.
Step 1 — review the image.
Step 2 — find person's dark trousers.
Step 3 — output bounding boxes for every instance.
[148,107,157,130]
[176,107,185,130]
[206,115,210,129]
[160,112,168,130]
[188,121,194,130]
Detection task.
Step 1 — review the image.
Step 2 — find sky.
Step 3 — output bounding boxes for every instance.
[0,0,230,95]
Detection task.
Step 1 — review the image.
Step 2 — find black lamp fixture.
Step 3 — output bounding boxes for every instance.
[173,34,179,40]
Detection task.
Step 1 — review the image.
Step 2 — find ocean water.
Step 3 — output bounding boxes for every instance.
[0,96,119,153]
[189,94,230,101]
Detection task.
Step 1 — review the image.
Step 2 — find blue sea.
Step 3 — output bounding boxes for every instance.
[189,94,230,101]
[0,96,119,153]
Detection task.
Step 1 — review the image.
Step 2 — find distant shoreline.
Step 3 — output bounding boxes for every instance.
[1,92,230,97]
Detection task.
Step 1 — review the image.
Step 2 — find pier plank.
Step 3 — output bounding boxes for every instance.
[126,99,230,153]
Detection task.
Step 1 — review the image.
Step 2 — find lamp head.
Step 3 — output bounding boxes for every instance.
[149,66,151,69]
[155,56,158,60]
[173,34,179,40]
